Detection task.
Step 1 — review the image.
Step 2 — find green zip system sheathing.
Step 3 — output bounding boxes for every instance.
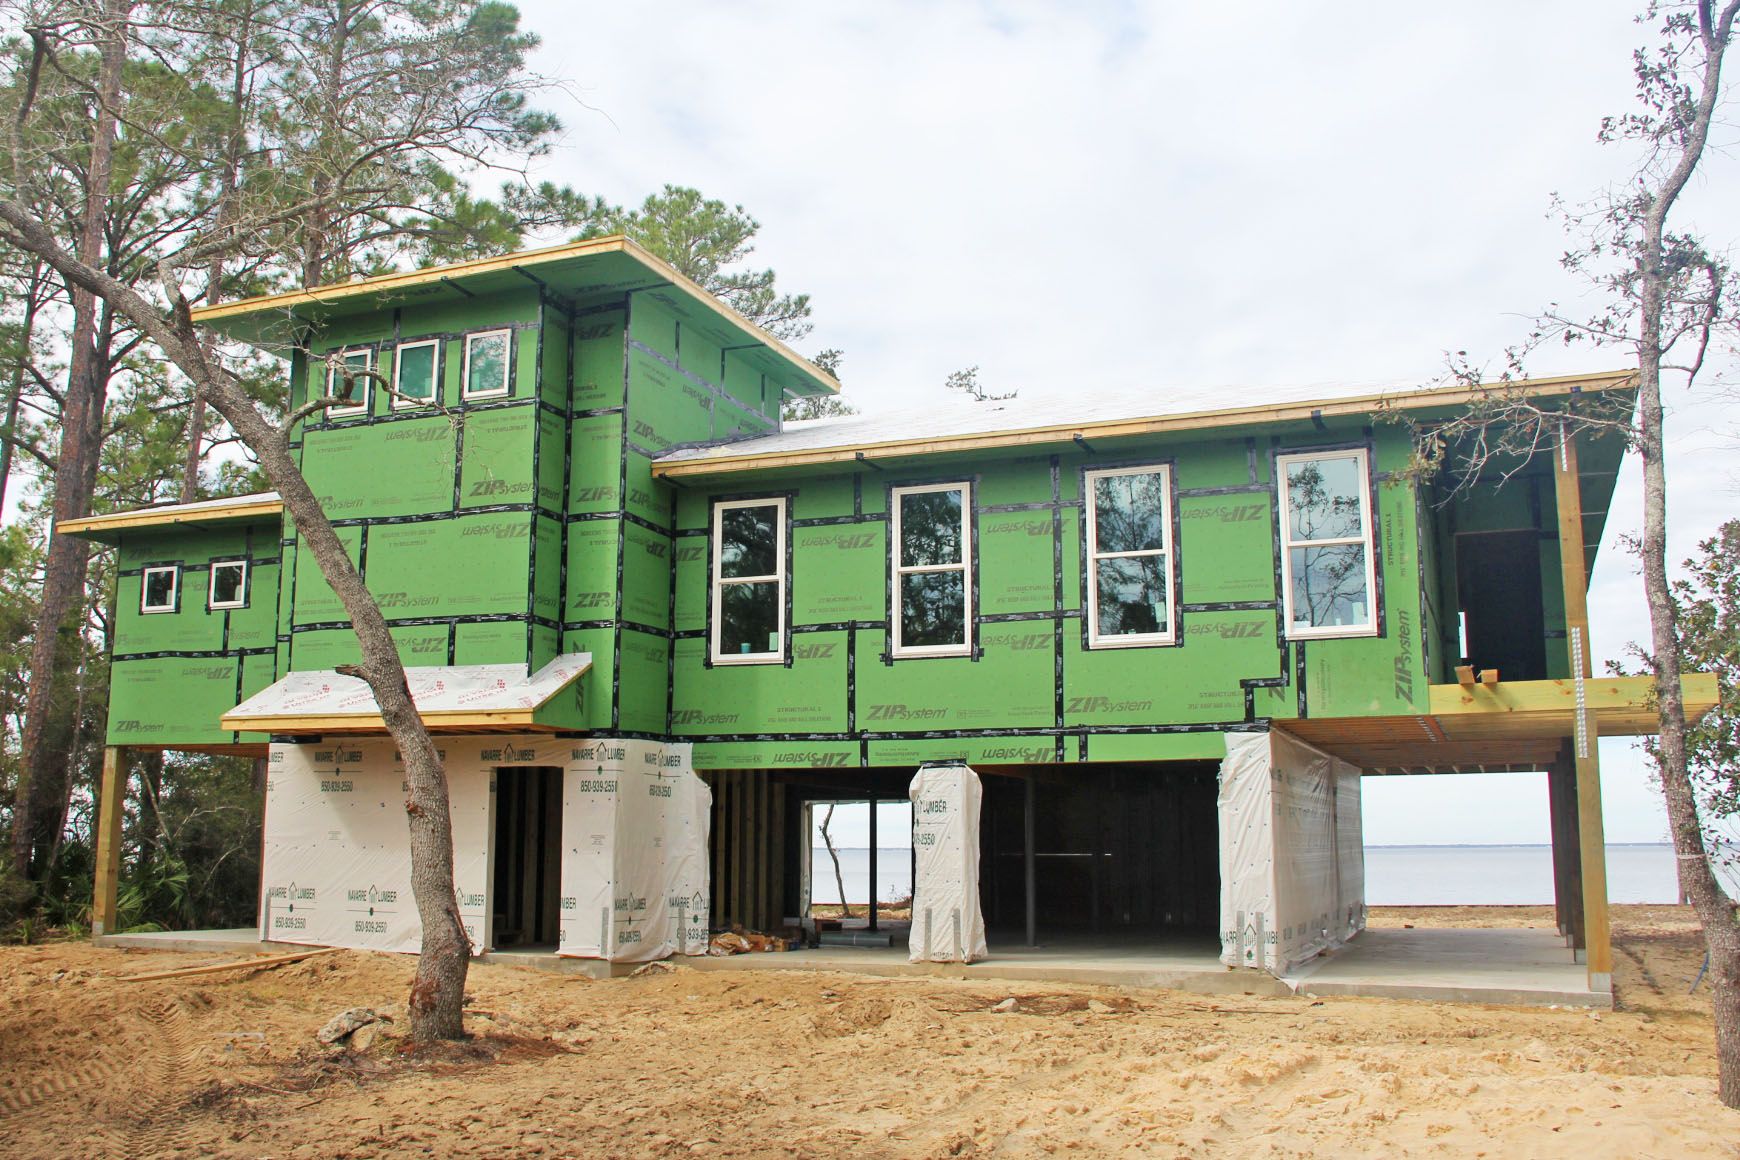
[107,520,281,747]
[668,419,1429,771]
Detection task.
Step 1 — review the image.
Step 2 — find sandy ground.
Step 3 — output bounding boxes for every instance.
[1,905,1735,1158]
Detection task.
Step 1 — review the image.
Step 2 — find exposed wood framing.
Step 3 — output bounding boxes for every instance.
[91,745,126,937]
[1554,427,1612,992]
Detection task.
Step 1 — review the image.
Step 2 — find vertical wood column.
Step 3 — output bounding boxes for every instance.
[1547,745,1585,948]
[1553,426,1612,992]
[91,746,126,938]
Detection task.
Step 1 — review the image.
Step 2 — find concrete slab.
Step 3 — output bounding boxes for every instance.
[88,926,1612,1009]
[1283,927,1611,1008]
[683,933,1289,997]
[96,929,270,954]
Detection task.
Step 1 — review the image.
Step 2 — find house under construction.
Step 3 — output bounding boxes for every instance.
[61,237,1719,994]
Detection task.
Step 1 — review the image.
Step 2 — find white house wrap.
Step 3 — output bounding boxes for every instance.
[908,762,989,963]
[1218,730,1366,974]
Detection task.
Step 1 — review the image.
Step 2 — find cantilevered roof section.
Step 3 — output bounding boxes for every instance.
[653,370,1635,478]
[221,653,592,735]
[188,235,839,400]
[57,492,283,544]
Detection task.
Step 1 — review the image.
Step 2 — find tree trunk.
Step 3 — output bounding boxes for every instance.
[200,378,469,1040]
[820,804,852,919]
[0,258,45,515]
[12,0,131,879]
[1629,3,1740,1108]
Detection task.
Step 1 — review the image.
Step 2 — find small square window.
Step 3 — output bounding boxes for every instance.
[462,330,511,399]
[141,565,179,614]
[325,348,373,417]
[209,560,248,610]
[392,339,440,408]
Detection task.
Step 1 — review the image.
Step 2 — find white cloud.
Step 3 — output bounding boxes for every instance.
[513,1,1736,849]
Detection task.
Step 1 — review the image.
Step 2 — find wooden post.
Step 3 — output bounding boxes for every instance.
[867,796,879,931]
[1553,426,1612,993]
[1024,776,1038,948]
[1547,745,1585,949]
[91,746,126,938]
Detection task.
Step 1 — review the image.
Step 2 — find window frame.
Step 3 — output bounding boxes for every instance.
[890,481,974,659]
[709,496,788,666]
[140,564,180,614]
[323,347,373,418]
[391,338,442,410]
[1276,446,1379,640]
[461,329,513,400]
[208,559,249,611]
[1084,463,1177,649]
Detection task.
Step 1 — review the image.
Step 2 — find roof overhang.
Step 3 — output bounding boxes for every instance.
[221,654,591,735]
[1279,672,1718,774]
[651,370,1636,480]
[188,235,839,400]
[57,493,284,544]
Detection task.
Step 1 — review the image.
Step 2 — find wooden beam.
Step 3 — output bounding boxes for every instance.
[1554,425,1612,993]
[91,746,126,938]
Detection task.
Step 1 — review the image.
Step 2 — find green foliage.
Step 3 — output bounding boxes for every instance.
[944,365,1015,403]
[582,185,817,342]
[1670,521,1740,825]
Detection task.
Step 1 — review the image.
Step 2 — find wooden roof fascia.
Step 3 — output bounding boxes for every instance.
[58,497,285,540]
[188,236,840,398]
[651,370,1638,480]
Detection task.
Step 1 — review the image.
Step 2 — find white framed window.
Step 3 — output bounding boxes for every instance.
[710,497,786,664]
[141,565,179,614]
[891,482,973,658]
[208,559,248,610]
[324,348,373,417]
[1085,465,1175,647]
[1278,448,1378,639]
[392,338,440,408]
[462,329,512,399]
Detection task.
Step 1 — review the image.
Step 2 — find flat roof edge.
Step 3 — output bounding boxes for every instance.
[58,495,284,540]
[189,236,840,398]
[652,370,1637,479]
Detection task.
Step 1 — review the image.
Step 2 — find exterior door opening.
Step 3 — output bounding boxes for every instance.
[1456,529,1548,681]
[492,766,563,949]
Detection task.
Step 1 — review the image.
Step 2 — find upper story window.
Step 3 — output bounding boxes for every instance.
[1085,465,1175,647]
[141,565,179,614]
[209,559,248,610]
[891,482,973,658]
[325,348,372,417]
[711,497,786,664]
[1278,448,1377,638]
[393,339,440,408]
[462,329,512,399]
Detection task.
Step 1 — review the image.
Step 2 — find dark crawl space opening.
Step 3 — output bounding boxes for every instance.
[491,765,563,949]
[702,761,1220,949]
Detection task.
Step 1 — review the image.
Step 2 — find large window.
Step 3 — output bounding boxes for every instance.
[392,339,440,408]
[891,482,972,658]
[141,564,179,614]
[463,329,512,399]
[711,497,786,664]
[209,560,248,610]
[325,348,373,417]
[1085,465,1175,647]
[1278,448,1377,638]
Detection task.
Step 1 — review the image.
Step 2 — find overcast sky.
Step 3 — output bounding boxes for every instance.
[510,1,1738,846]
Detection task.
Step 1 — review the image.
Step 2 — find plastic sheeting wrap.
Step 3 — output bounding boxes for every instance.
[259,738,493,954]
[259,734,708,962]
[1218,731,1366,974]
[908,763,988,963]
[557,738,711,962]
